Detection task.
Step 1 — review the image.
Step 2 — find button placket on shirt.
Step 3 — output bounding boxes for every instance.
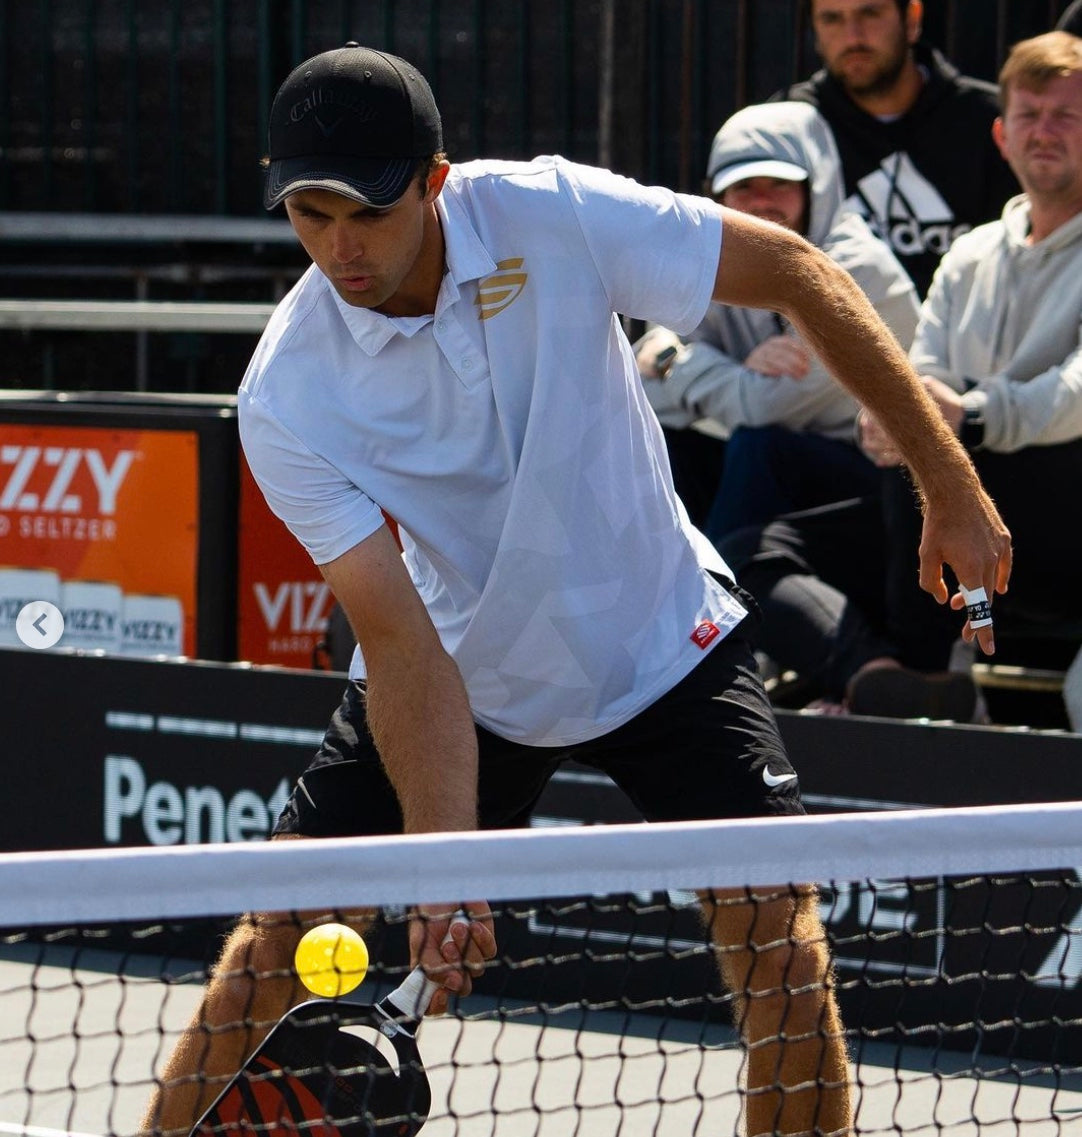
[432,306,487,388]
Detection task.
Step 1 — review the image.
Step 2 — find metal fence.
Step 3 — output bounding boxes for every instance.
[0,0,1074,215]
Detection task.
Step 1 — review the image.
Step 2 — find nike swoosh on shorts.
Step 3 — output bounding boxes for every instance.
[762,767,798,788]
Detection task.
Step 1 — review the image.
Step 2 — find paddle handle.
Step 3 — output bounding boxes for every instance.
[383,913,471,1020]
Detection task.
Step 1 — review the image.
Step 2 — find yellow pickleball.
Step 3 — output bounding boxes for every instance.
[294,923,369,998]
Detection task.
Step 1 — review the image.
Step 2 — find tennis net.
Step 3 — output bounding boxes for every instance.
[0,802,1080,1137]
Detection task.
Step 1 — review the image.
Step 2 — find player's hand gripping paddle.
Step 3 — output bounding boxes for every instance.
[192,918,469,1137]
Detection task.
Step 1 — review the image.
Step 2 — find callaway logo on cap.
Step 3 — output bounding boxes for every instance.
[264,43,443,210]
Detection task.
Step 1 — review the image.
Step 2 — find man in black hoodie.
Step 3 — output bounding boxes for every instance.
[777,0,1018,296]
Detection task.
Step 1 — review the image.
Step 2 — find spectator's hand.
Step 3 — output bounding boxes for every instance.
[920,375,966,433]
[856,408,904,467]
[743,334,810,378]
[409,900,497,1016]
[634,327,684,378]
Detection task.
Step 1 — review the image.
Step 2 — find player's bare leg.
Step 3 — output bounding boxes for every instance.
[702,885,851,1137]
[141,907,370,1137]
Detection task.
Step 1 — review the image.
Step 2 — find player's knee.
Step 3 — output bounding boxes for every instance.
[741,902,832,998]
[739,937,836,1042]
[767,935,831,995]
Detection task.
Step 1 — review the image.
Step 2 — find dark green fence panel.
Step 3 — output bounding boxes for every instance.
[0,0,1075,393]
[0,0,1075,215]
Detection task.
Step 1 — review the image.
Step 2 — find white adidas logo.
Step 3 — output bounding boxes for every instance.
[844,152,969,259]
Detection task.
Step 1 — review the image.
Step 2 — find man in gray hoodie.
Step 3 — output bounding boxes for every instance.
[638,100,919,538]
[726,30,1082,719]
[859,28,1082,701]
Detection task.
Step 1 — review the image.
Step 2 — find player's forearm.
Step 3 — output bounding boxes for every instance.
[779,253,980,504]
[318,530,480,834]
[365,646,480,834]
[714,216,978,504]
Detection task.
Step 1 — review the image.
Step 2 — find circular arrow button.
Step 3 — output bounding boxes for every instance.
[16,601,65,649]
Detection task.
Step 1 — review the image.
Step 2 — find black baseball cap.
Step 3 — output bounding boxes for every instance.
[264,43,443,210]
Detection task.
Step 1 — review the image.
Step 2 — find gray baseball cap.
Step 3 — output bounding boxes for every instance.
[710,158,809,197]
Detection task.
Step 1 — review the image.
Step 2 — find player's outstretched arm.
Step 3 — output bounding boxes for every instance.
[320,525,479,834]
[319,527,497,1008]
[710,209,1012,654]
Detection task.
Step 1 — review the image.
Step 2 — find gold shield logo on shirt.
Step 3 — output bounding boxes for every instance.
[476,258,527,320]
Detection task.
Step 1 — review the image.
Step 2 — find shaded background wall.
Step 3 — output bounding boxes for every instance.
[0,0,1077,391]
[2,0,1077,210]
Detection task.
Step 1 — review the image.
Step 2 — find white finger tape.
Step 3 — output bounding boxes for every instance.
[959,585,993,629]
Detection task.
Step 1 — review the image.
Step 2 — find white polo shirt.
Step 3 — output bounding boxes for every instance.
[239,156,746,746]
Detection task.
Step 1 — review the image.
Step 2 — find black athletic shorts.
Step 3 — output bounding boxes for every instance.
[273,583,802,837]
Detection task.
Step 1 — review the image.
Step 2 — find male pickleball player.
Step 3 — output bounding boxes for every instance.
[144,43,1010,1137]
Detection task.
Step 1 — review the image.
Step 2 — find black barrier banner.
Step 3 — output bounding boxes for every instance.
[1,648,341,851]
[8,648,1082,848]
[1,648,1080,1061]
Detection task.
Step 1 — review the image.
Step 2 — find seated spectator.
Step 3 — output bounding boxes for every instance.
[637,101,919,539]
[722,31,1082,720]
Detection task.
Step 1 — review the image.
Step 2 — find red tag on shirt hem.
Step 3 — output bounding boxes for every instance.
[690,621,720,650]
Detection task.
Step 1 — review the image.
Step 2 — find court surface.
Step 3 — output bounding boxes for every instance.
[0,943,1079,1137]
